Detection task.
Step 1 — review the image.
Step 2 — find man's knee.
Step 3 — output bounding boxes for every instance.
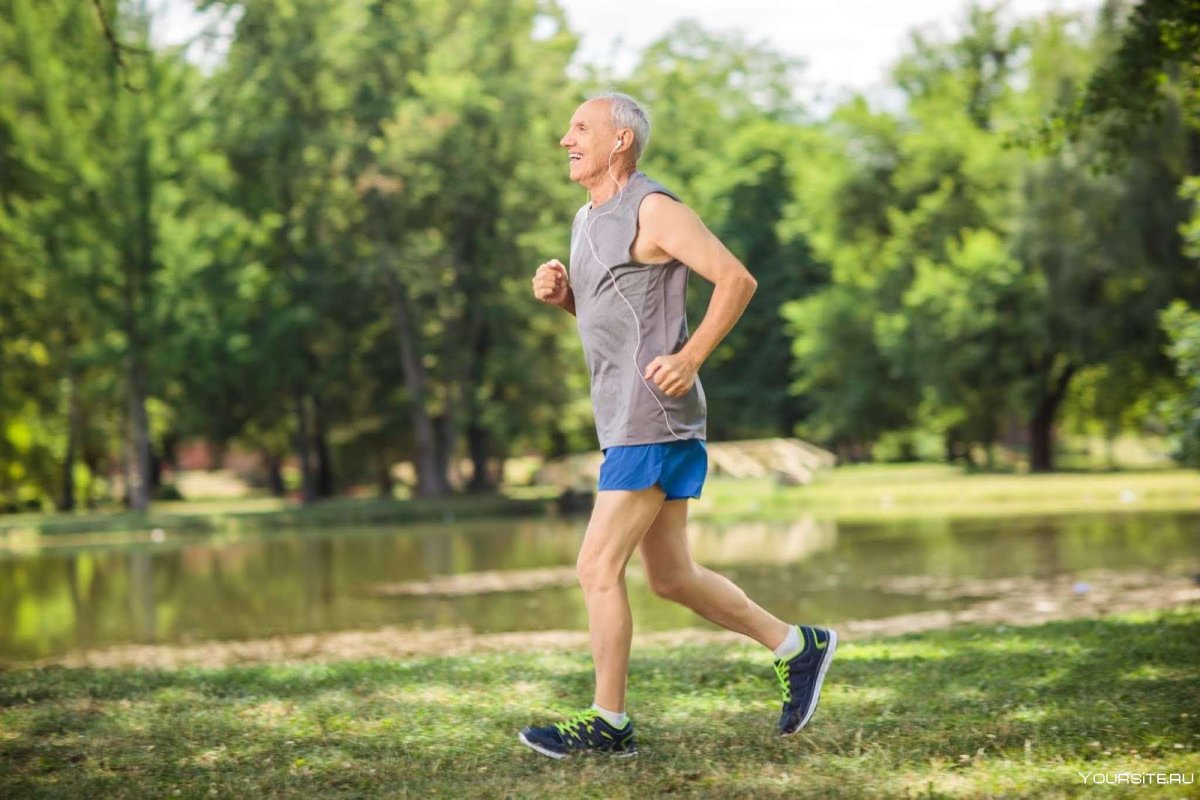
[576,552,623,594]
[645,565,699,602]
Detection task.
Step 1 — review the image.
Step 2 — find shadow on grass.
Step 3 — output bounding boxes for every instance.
[1,610,1197,798]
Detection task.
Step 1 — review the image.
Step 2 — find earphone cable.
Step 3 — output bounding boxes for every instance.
[580,150,688,442]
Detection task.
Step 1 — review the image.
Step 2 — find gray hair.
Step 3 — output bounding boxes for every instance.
[592,91,650,161]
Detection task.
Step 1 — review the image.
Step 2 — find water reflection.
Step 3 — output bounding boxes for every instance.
[0,510,1197,662]
[689,516,837,565]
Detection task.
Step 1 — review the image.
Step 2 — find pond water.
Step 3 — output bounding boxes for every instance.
[1,510,1198,662]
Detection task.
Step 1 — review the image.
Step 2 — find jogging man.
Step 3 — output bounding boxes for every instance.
[521,92,836,759]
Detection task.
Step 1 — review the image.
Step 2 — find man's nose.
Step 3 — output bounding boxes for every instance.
[559,133,572,147]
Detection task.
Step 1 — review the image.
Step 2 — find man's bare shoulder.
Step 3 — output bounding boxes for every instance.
[638,191,683,214]
[637,191,696,229]
[633,191,709,264]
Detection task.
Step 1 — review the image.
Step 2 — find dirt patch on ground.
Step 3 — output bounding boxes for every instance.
[13,567,1199,671]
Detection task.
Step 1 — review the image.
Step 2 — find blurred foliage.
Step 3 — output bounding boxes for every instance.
[1,0,1198,511]
[1033,0,1200,160]
[1159,300,1200,468]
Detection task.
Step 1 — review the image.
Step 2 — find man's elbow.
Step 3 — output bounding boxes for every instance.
[713,264,757,295]
[741,271,758,295]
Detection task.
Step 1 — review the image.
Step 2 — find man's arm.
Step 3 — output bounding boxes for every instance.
[532,259,576,316]
[639,193,758,397]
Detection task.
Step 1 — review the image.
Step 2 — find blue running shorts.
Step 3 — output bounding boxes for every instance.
[597,439,708,501]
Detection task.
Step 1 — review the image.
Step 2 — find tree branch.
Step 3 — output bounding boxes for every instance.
[90,0,151,92]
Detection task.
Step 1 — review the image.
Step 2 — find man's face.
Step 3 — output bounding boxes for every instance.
[559,99,616,185]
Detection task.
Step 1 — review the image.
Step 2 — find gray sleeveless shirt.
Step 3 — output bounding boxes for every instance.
[568,171,707,449]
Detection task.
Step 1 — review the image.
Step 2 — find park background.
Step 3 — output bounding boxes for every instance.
[1,0,1199,797]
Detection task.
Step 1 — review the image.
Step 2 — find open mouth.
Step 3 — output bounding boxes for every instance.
[569,152,583,163]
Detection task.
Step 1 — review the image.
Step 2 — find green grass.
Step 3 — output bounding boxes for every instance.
[2,610,1197,798]
[692,465,1200,523]
[3,463,1198,540]
[0,494,552,537]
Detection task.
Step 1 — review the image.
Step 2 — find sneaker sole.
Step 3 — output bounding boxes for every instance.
[518,731,566,759]
[517,731,638,759]
[782,627,838,737]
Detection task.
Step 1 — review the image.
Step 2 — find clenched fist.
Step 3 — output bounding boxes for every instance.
[643,352,699,398]
[532,259,571,307]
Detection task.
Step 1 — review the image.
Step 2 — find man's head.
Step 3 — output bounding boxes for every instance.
[560,92,650,185]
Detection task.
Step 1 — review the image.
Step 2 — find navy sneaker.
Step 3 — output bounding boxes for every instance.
[774,625,838,736]
[518,708,637,759]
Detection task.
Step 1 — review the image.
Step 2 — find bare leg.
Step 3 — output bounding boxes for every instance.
[576,486,667,712]
[637,499,791,650]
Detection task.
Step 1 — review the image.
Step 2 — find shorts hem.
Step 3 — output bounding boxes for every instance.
[596,480,660,493]
[595,481,702,501]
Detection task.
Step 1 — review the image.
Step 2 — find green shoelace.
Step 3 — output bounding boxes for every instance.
[553,709,602,741]
[774,658,792,704]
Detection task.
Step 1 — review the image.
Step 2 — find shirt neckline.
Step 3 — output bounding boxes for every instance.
[588,171,642,214]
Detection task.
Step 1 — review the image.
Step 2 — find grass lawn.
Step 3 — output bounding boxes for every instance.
[692,465,1200,523]
[3,464,1198,541]
[2,609,1196,799]
[0,493,551,538]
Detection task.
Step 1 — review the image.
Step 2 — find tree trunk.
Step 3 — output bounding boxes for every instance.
[549,426,568,459]
[293,389,317,503]
[980,415,999,471]
[433,414,457,489]
[376,454,394,499]
[121,69,156,513]
[126,357,152,511]
[312,393,336,497]
[120,428,132,508]
[385,271,451,498]
[265,452,286,497]
[1028,362,1076,473]
[120,235,151,511]
[149,443,162,495]
[441,411,462,488]
[59,372,80,512]
[1028,408,1054,473]
[467,423,492,492]
[440,205,497,495]
[463,301,493,492]
[83,454,100,509]
[943,428,957,463]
